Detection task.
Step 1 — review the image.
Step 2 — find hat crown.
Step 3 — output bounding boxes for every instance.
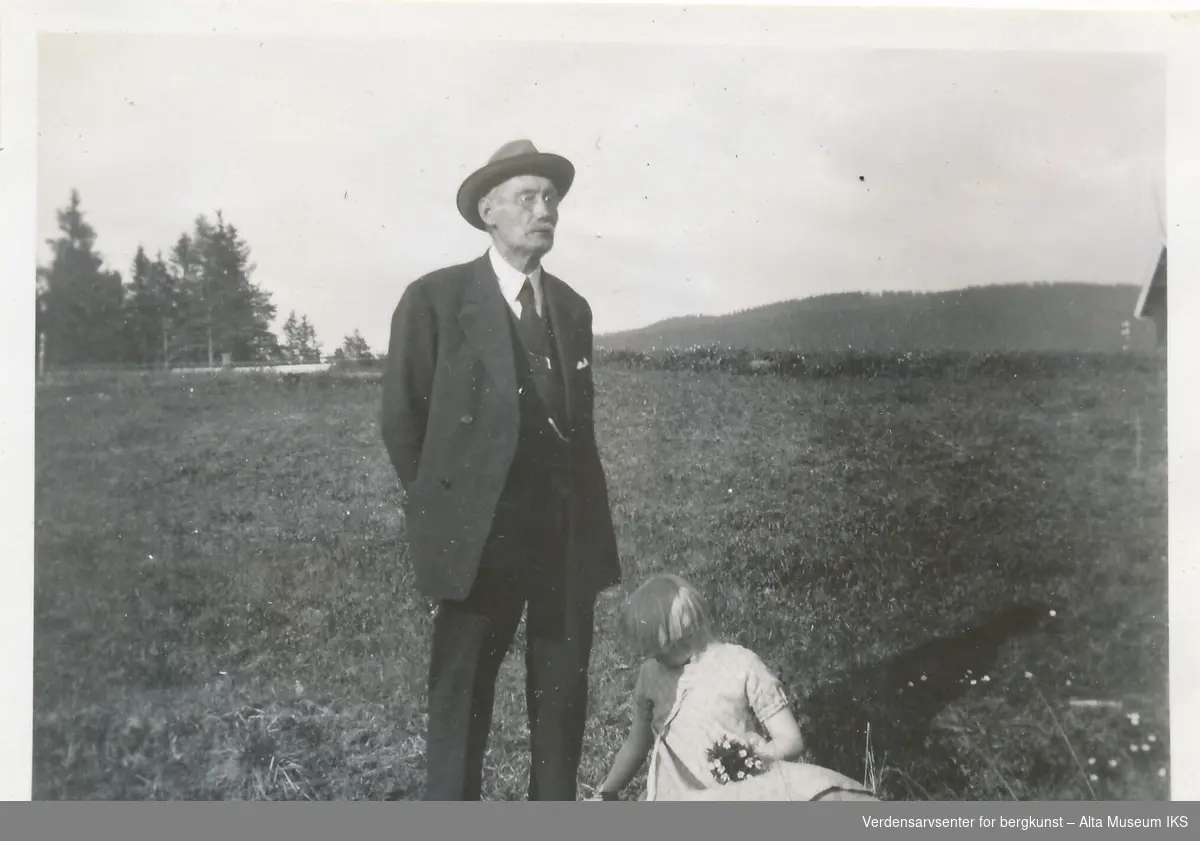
[488,139,540,164]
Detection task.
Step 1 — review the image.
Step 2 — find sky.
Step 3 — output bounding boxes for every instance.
[37,33,1166,354]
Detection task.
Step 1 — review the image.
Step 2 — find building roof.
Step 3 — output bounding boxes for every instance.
[1135,245,1167,319]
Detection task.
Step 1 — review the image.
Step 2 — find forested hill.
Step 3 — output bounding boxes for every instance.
[596,283,1156,353]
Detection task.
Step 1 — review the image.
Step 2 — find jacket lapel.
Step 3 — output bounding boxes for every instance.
[542,272,582,426]
[459,254,517,398]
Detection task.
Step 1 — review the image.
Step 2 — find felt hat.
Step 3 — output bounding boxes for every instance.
[456,139,575,231]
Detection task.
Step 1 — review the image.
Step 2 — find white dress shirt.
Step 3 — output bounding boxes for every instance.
[489,246,544,319]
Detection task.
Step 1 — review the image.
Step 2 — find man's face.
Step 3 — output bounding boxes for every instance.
[479,174,561,259]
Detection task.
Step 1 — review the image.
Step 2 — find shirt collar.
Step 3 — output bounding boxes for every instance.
[488,246,543,307]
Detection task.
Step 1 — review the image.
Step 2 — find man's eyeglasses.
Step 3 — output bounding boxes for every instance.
[510,191,561,211]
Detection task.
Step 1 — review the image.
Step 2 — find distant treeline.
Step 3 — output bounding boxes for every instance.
[36,191,376,372]
[597,284,1158,354]
[36,348,1167,398]
[309,346,1167,381]
[591,346,1165,380]
[36,191,1154,373]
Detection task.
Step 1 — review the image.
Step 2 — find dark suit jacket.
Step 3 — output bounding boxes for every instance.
[381,252,621,603]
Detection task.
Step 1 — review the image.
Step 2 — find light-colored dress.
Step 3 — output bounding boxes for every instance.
[633,641,879,801]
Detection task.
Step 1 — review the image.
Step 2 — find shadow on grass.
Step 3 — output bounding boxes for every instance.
[800,602,1052,799]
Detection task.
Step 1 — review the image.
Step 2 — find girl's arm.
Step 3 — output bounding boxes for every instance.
[754,706,806,762]
[743,650,807,763]
[598,713,655,797]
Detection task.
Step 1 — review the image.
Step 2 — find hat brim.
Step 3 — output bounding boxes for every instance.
[456,152,575,231]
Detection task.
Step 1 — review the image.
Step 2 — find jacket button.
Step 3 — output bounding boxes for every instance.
[460,414,473,424]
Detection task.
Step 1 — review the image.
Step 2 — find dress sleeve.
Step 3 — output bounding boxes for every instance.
[744,651,790,723]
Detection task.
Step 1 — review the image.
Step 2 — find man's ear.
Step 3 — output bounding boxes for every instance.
[477,195,493,228]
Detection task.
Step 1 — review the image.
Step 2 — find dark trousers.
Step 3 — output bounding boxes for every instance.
[422,490,595,801]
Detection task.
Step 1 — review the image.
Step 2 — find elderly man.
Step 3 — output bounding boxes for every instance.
[381,139,622,801]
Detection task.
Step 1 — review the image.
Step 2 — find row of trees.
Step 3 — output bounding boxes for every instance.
[36,190,376,369]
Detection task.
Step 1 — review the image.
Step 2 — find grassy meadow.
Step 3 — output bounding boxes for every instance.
[32,352,1169,801]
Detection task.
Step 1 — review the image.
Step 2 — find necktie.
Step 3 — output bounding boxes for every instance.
[518,278,551,356]
[516,278,567,439]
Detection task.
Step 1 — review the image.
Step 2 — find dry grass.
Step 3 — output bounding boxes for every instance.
[33,354,1168,800]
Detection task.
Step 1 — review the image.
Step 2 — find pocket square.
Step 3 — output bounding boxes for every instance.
[576,358,590,370]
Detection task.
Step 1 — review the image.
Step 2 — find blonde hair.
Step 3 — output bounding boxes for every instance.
[618,573,713,657]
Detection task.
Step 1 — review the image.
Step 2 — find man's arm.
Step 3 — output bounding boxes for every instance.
[381,280,438,490]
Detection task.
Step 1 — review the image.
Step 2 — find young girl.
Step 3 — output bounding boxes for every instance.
[593,573,879,801]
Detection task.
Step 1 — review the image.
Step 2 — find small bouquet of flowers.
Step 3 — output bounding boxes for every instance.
[706,735,769,785]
